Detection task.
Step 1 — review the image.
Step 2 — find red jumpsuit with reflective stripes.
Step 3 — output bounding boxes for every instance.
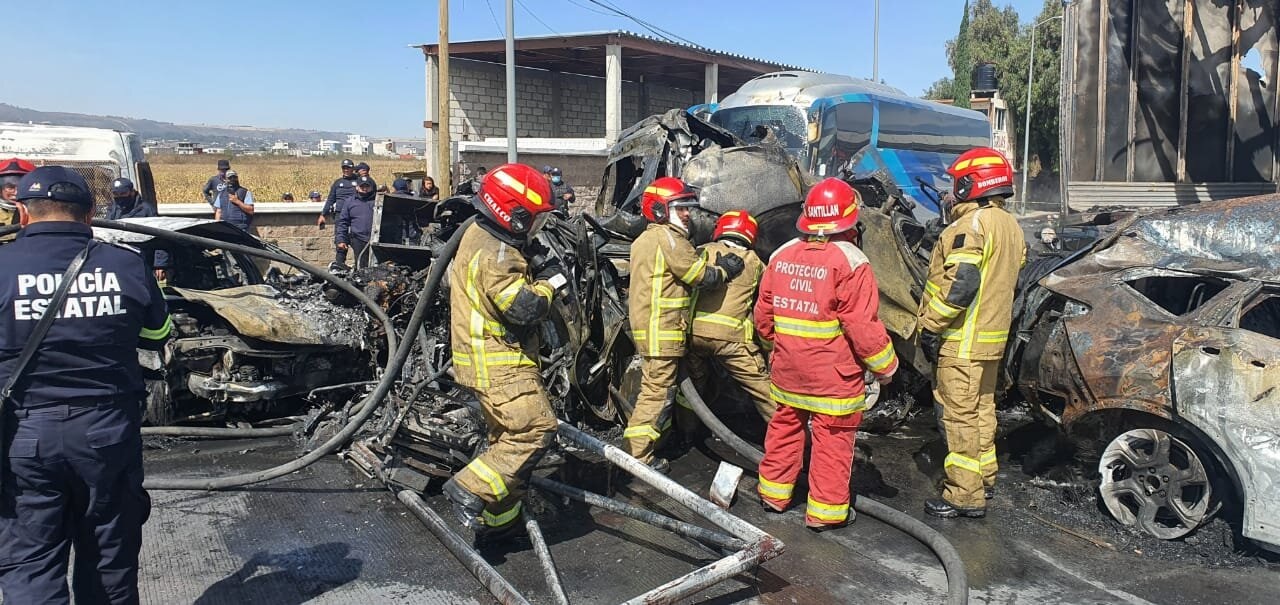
[755,236,899,527]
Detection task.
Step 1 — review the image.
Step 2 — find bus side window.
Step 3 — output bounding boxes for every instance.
[817,103,873,177]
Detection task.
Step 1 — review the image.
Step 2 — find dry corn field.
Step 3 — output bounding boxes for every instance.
[149,155,427,203]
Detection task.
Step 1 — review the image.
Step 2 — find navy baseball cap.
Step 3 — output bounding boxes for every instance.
[111,177,135,195]
[15,166,94,207]
[355,176,376,188]
[541,165,552,174]
[342,159,355,168]
[392,178,410,192]
[309,190,322,199]
[549,167,562,176]
[217,159,231,170]
[356,162,370,171]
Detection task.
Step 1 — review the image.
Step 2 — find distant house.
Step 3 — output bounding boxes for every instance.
[203,147,227,155]
[175,141,203,155]
[372,138,398,157]
[343,134,371,155]
[316,139,341,154]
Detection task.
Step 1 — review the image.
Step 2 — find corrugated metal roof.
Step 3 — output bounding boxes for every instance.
[417,30,818,73]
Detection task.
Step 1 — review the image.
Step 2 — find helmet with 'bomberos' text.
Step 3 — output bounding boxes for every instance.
[947,147,1014,202]
[797,178,860,236]
[474,163,554,236]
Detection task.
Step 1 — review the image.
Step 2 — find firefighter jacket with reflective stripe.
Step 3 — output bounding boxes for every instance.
[628,223,721,357]
[691,240,763,343]
[449,223,554,389]
[917,199,1026,361]
[756,237,899,416]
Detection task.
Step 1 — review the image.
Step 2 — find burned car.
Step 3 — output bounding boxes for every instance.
[93,218,375,425]
[1007,196,1280,550]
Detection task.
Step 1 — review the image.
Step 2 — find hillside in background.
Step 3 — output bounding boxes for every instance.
[0,103,349,147]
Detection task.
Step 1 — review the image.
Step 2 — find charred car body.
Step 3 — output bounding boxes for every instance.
[597,109,1280,550]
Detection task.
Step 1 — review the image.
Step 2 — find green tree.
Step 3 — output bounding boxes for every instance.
[951,0,973,108]
[924,77,955,100]
[1004,0,1064,174]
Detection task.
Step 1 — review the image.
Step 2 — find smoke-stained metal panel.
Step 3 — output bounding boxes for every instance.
[1066,0,1280,209]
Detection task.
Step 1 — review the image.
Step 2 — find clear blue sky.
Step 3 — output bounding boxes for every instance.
[6,0,1047,137]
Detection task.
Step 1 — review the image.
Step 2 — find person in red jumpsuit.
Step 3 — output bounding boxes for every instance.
[755,178,899,530]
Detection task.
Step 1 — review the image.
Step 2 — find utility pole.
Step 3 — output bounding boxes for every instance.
[437,0,452,194]
[872,0,880,82]
[505,0,517,162]
[1020,14,1063,214]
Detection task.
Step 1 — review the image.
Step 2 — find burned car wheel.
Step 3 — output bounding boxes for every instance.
[1098,428,1213,540]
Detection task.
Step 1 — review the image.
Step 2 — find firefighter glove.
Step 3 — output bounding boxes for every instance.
[919,329,942,366]
[714,252,745,281]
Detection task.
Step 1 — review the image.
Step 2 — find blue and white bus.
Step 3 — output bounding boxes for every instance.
[704,72,992,216]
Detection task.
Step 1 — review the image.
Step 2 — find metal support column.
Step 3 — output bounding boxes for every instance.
[605,43,623,145]
[704,63,720,104]
[505,0,517,162]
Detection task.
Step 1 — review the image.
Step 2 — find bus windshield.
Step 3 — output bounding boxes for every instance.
[877,103,991,154]
[710,105,809,159]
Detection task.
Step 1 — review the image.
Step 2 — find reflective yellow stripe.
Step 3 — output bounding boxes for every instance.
[980,448,997,467]
[954,155,1005,171]
[482,501,522,528]
[758,476,793,501]
[140,315,172,340]
[465,459,509,500]
[861,342,897,373]
[466,254,490,386]
[940,329,1007,343]
[945,252,984,266]
[492,168,544,205]
[770,384,866,415]
[633,329,686,342]
[925,280,943,297]
[623,425,662,441]
[648,248,665,356]
[806,496,849,522]
[944,452,982,474]
[693,312,754,341]
[959,232,996,358]
[928,296,964,320]
[657,296,690,308]
[774,316,842,339]
[531,283,554,302]
[681,256,708,284]
[495,279,526,311]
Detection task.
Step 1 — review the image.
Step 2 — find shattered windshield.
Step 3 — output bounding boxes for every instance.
[711,105,809,162]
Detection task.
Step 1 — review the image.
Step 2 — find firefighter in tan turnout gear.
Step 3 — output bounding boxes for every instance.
[917,147,1026,518]
[442,163,568,543]
[680,210,775,427]
[626,177,744,472]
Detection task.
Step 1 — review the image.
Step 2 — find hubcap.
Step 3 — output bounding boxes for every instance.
[1098,428,1212,540]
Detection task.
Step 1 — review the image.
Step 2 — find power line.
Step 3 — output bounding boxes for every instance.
[589,0,705,48]
[517,0,559,35]
[482,0,504,37]
[563,0,615,18]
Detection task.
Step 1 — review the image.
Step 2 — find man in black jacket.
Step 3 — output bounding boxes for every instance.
[106,177,157,221]
[337,176,377,268]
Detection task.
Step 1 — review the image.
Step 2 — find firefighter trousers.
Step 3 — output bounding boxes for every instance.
[624,356,679,463]
[676,337,776,434]
[757,404,863,527]
[935,357,999,509]
[454,378,558,528]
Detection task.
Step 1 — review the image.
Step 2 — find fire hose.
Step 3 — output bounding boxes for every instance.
[677,378,970,605]
[51,218,466,490]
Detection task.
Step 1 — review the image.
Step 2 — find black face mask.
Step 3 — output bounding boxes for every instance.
[357,187,376,201]
[113,194,138,209]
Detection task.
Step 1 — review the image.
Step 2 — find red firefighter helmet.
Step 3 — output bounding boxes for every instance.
[947,147,1014,202]
[474,163,555,235]
[713,210,759,246]
[0,158,36,177]
[640,176,699,223]
[797,178,860,236]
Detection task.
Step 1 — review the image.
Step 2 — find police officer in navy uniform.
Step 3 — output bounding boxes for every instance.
[0,166,171,603]
[319,159,359,268]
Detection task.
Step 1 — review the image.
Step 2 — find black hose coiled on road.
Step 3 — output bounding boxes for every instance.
[28,218,468,490]
[678,378,970,605]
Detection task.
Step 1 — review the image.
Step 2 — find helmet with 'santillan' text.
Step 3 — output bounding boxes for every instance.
[797,178,860,236]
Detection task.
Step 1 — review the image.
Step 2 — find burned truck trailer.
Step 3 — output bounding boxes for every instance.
[1062,0,1280,210]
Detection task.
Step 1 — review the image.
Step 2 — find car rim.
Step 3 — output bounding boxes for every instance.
[1098,428,1212,539]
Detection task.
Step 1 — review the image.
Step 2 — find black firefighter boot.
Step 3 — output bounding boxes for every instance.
[442,478,486,529]
[924,498,987,519]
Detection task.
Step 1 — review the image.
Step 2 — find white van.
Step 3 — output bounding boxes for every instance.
[0,122,155,206]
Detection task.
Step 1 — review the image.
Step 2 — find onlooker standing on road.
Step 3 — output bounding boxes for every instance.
[419,176,440,200]
[106,177,157,220]
[0,158,36,227]
[213,170,255,232]
[392,178,413,195]
[308,190,323,204]
[0,166,171,604]
[321,159,358,265]
[549,167,575,212]
[337,176,377,268]
[202,159,231,208]
[454,166,486,196]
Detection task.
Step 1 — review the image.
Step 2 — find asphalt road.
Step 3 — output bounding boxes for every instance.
[138,411,1280,604]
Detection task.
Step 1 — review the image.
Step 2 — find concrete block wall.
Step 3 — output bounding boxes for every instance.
[446,58,703,141]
